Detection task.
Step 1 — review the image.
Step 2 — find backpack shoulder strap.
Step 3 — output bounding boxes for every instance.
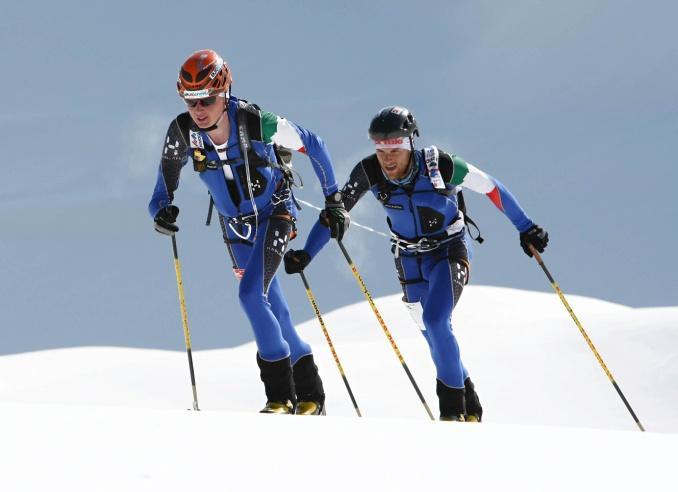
[422,146,446,190]
[236,99,264,142]
[236,99,286,165]
[437,150,455,183]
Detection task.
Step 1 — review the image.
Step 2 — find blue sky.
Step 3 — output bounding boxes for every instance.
[1,0,676,353]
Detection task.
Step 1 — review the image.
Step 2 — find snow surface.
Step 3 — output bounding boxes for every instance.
[1,286,677,490]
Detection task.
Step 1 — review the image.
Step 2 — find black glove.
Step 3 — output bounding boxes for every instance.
[154,205,180,236]
[319,191,350,241]
[520,224,549,257]
[284,249,312,274]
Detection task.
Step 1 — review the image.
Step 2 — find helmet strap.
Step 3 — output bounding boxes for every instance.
[201,98,228,132]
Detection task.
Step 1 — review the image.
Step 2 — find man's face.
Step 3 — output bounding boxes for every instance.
[376,148,412,180]
[185,95,226,129]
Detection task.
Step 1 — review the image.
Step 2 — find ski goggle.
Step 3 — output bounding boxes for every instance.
[185,96,218,108]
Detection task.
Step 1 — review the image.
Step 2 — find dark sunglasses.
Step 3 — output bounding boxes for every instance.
[185,96,218,108]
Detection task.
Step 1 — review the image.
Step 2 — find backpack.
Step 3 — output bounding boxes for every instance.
[185,100,299,225]
[375,146,484,243]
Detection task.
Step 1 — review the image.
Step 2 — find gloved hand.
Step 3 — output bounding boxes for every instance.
[319,191,350,241]
[284,249,312,274]
[154,205,180,236]
[520,224,549,257]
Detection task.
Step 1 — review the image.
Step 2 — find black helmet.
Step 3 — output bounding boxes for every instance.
[368,106,419,141]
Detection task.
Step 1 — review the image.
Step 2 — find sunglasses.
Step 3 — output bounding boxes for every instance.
[185,96,218,108]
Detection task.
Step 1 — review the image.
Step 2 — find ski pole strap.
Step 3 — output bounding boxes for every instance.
[464,215,484,243]
[456,191,484,243]
[206,194,214,226]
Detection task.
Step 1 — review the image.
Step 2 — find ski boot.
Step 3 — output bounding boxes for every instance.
[437,379,466,422]
[293,354,326,416]
[257,353,296,415]
[464,377,483,422]
[260,400,295,414]
[440,414,466,422]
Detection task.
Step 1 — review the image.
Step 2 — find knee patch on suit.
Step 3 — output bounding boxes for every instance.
[403,299,426,331]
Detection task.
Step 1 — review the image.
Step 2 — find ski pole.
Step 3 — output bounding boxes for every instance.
[299,271,362,417]
[170,234,200,411]
[336,240,435,420]
[528,244,644,431]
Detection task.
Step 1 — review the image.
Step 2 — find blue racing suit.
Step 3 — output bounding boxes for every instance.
[302,148,534,388]
[148,96,339,363]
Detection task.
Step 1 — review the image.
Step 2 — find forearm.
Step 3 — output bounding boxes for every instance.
[303,220,332,259]
[485,176,534,232]
[148,165,173,218]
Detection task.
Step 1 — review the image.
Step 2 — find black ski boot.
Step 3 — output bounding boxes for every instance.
[292,354,326,415]
[256,353,296,414]
[437,379,466,422]
[464,377,483,422]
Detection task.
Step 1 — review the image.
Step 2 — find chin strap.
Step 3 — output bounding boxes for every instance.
[200,90,230,132]
[201,108,227,132]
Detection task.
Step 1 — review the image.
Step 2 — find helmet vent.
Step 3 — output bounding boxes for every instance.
[196,66,211,83]
[181,69,193,83]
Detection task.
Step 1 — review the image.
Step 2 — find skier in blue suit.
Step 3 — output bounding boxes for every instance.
[148,49,349,415]
[285,106,548,421]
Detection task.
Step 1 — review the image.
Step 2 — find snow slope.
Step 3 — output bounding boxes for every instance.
[1,286,677,490]
[1,402,675,491]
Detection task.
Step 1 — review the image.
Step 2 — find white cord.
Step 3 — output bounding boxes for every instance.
[296,198,389,238]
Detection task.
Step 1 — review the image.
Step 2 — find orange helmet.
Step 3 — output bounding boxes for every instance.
[177,49,232,99]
